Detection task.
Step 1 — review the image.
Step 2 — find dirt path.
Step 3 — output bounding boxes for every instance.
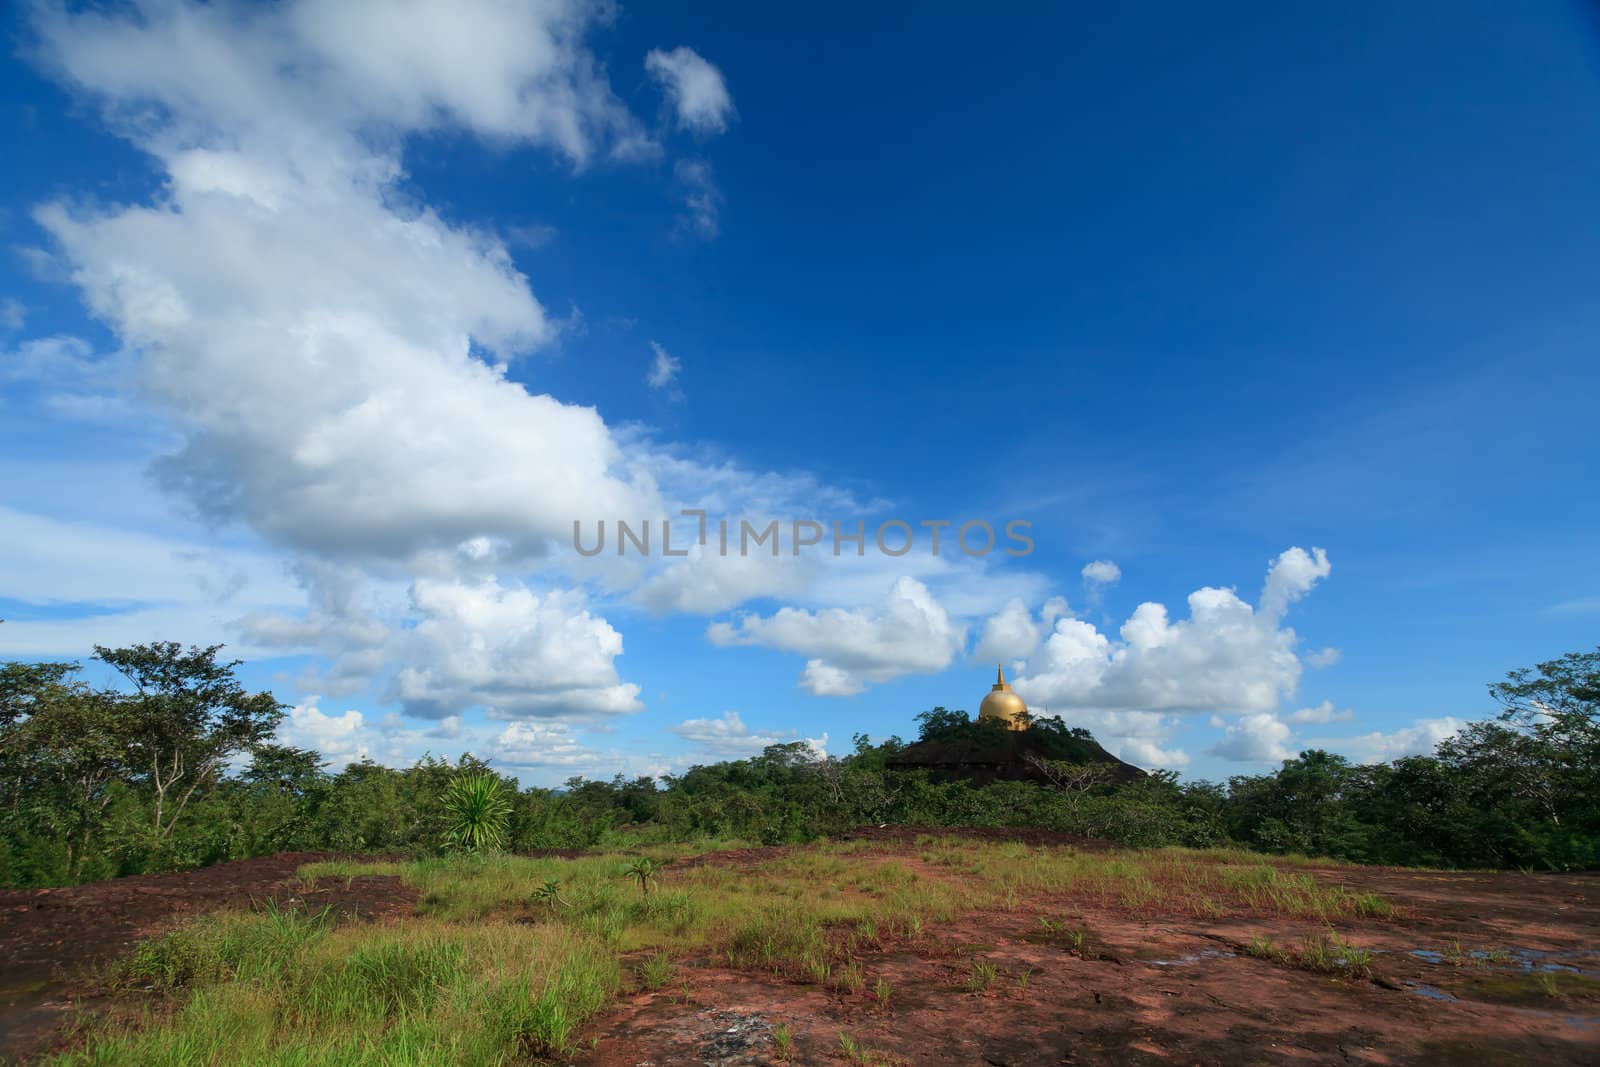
[0,854,416,1063]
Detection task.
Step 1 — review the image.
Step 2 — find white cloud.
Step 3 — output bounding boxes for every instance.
[631,544,814,616]
[708,576,965,695]
[17,0,711,729]
[34,0,655,169]
[647,340,682,390]
[1081,560,1121,585]
[1014,547,1332,716]
[1330,718,1465,764]
[1285,700,1352,725]
[645,46,734,135]
[278,700,636,781]
[798,660,862,697]
[0,298,25,331]
[23,0,714,567]
[1259,546,1331,622]
[1052,707,1190,769]
[674,158,722,239]
[1304,647,1343,668]
[1209,712,1294,763]
[13,1,1055,754]
[1114,736,1191,769]
[972,595,1069,664]
[277,701,379,769]
[386,577,642,720]
[671,710,825,759]
[487,721,599,769]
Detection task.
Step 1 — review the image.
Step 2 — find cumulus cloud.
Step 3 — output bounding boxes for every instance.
[15,0,780,735]
[645,46,734,135]
[708,577,966,695]
[1113,735,1191,769]
[1304,647,1343,669]
[1004,548,1332,770]
[30,0,672,568]
[1209,712,1294,763]
[1285,700,1353,725]
[34,0,655,168]
[1259,546,1331,622]
[278,701,376,769]
[1014,547,1332,716]
[277,701,613,779]
[671,710,826,759]
[647,340,682,390]
[487,721,600,769]
[1331,718,1465,764]
[1081,560,1121,585]
[386,578,642,720]
[631,544,813,616]
[15,1,1055,761]
[972,596,1069,664]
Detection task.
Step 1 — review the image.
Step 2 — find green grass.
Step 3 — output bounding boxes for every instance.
[636,951,674,990]
[1294,930,1373,979]
[58,836,1399,1063]
[63,916,617,1064]
[1245,934,1285,961]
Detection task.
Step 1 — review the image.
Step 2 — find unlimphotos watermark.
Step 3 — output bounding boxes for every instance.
[573,511,1033,558]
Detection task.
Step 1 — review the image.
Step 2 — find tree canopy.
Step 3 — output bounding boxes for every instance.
[2,644,1596,887]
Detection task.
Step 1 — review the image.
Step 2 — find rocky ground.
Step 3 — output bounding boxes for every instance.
[2,832,1596,1065]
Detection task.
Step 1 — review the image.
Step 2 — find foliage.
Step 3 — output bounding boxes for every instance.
[2,646,1598,887]
[625,857,661,895]
[441,771,513,853]
[93,642,284,844]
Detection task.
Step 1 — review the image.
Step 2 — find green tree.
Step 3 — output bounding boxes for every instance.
[93,642,284,842]
[0,668,134,878]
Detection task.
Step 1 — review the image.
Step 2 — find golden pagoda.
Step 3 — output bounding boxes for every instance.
[977,664,1028,730]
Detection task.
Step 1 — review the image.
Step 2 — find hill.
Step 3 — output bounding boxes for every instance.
[886,712,1145,785]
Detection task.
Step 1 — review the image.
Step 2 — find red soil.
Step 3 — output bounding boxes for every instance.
[0,853,415,1063]
[1,833,1596,1065]
[584,839,1600,1066]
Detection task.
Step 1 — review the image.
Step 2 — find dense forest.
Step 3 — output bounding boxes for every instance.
[2,643,1596,889]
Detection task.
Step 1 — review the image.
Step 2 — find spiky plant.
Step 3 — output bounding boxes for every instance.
[442,771,512,852]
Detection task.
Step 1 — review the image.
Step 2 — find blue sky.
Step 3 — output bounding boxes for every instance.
[2,1,1597,783]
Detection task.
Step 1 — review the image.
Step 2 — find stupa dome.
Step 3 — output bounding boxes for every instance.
[977,664,1028,730]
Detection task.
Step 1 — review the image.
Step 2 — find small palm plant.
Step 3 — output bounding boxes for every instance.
[442,771,512,853]
[625,857,660,896]
[531,879,569,909]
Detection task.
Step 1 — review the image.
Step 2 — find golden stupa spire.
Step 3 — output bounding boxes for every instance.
[979,662,1027,729]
